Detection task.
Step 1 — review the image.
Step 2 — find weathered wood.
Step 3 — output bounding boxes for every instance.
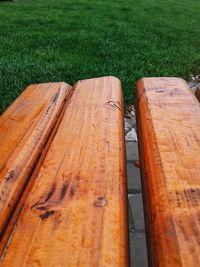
[0,76,129,267]
[0,82,72,238]
[195,86,200,102]
[137,77,200,267]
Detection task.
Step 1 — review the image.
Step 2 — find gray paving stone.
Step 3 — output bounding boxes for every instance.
[126,142,139,161]
[127,162,141,190]
[128,199,135,231]
[129,194,145,230]
[130,233,148,267]
[124,118,132,133]
[125,128,138,142]
[124,117,136,129]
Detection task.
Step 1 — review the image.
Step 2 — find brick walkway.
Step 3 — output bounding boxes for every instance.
[126,132,148,266]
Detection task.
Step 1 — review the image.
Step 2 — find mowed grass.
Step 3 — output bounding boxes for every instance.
[0,0,200,113]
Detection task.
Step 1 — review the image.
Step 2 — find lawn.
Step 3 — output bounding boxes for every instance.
[0,0,200,113]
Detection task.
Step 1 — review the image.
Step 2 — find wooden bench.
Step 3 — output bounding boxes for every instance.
[137,77,200,267]
[0,77,129,266]
[195,86,200,102]
[0,82,72,238]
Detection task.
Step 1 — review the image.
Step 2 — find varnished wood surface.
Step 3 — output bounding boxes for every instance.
[136,78,200,267]
[0,77,129,267]
[0,82,72,238]
[195,87,200,102]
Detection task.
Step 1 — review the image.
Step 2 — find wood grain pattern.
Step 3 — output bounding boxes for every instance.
[0,77,129,267]
[136,78,200,267]
[0,82,72,238]
[195,87,200,102]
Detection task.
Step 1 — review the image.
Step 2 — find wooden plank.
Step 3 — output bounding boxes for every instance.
[0,76,129,267]
[136,77,200,267]
[195,86,200,102]
[0,82,72,238]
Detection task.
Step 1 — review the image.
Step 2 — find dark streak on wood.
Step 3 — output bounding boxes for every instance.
[39,210,56,220]
[5,171,14,183]
[107,100,122,111]
[178,220,189,241]
[31,200,41,210]
[45,183,56,202]
[59,181,69,201]
[169,188,200,208]
[52,91,60,104]
[69,182,77,198]
[36,206,47,211]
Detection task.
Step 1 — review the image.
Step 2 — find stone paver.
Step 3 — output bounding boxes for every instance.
[130,233,148,267]
[129,194,145,230]
[125,113,148,267]
[126,142,139,161]
[127,162,141,191]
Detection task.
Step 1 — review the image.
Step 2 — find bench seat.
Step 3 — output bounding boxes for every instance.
[0,77,129,266]
[0,82,72,237]
[195,86,200,102]
[137,77,200,267]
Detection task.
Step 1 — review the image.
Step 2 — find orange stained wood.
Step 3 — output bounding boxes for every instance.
[0,76,129,267]
[136,77,200,267]
[0,82,72,237]
[195,86,200,102]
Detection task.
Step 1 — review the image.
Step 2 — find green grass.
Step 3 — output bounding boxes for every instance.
[0,0,200,113]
